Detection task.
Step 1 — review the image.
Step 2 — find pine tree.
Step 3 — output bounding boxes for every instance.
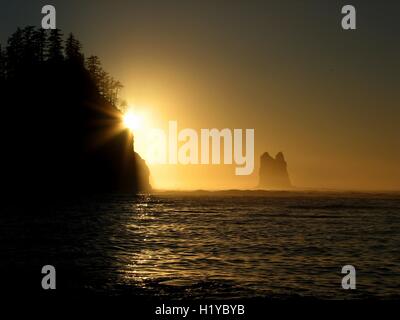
[21,26,38,66]
[65,33,84,64]
[33,28,48,63]
[109,79,123,105]
[47,29,64,63]
[99,70,110,98]
[86,55,102,83]
[85,55,123,105]
[6,28,24,77]
[1,28,123,105]
[86,55,107,96]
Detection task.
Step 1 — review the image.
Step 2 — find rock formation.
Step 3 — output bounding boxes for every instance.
[134,151,151,192]
[258,152,292,189]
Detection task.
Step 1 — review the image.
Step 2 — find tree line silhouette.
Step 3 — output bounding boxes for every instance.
[0,27,150,199]
[0,27,123,107]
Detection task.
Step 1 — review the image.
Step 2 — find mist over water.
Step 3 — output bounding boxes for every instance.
[2,191,400,299]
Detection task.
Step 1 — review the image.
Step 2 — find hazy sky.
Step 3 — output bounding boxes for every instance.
[1,0,399,190]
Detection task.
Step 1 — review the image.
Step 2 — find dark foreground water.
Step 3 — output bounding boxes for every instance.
[1,191,400,299]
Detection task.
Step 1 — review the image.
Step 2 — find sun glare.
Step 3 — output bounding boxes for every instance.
[121,106,166,171]
[123,112,143,131]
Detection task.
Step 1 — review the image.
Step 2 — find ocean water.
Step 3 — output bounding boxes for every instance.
[2,191,400,299]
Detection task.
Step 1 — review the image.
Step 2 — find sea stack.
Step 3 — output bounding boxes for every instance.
[259,152,292,189]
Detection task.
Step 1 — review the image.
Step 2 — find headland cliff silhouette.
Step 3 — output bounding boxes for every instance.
[0,27,150,198]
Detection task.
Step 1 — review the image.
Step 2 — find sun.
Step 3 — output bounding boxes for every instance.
[123,112,143,131]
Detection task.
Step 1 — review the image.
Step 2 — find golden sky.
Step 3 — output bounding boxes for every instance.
[2,0,399,190]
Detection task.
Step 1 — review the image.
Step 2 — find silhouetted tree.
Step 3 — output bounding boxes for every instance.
[99,69,110,97]
[2,27,124,104]
[109,79,123,106]
[33,28,48,63]
[21,26,39,67]
[6,28,24,78]
[86,55,122,104]
[65,33,84,64]
[86,55,102,87]
[47,28,64,63]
